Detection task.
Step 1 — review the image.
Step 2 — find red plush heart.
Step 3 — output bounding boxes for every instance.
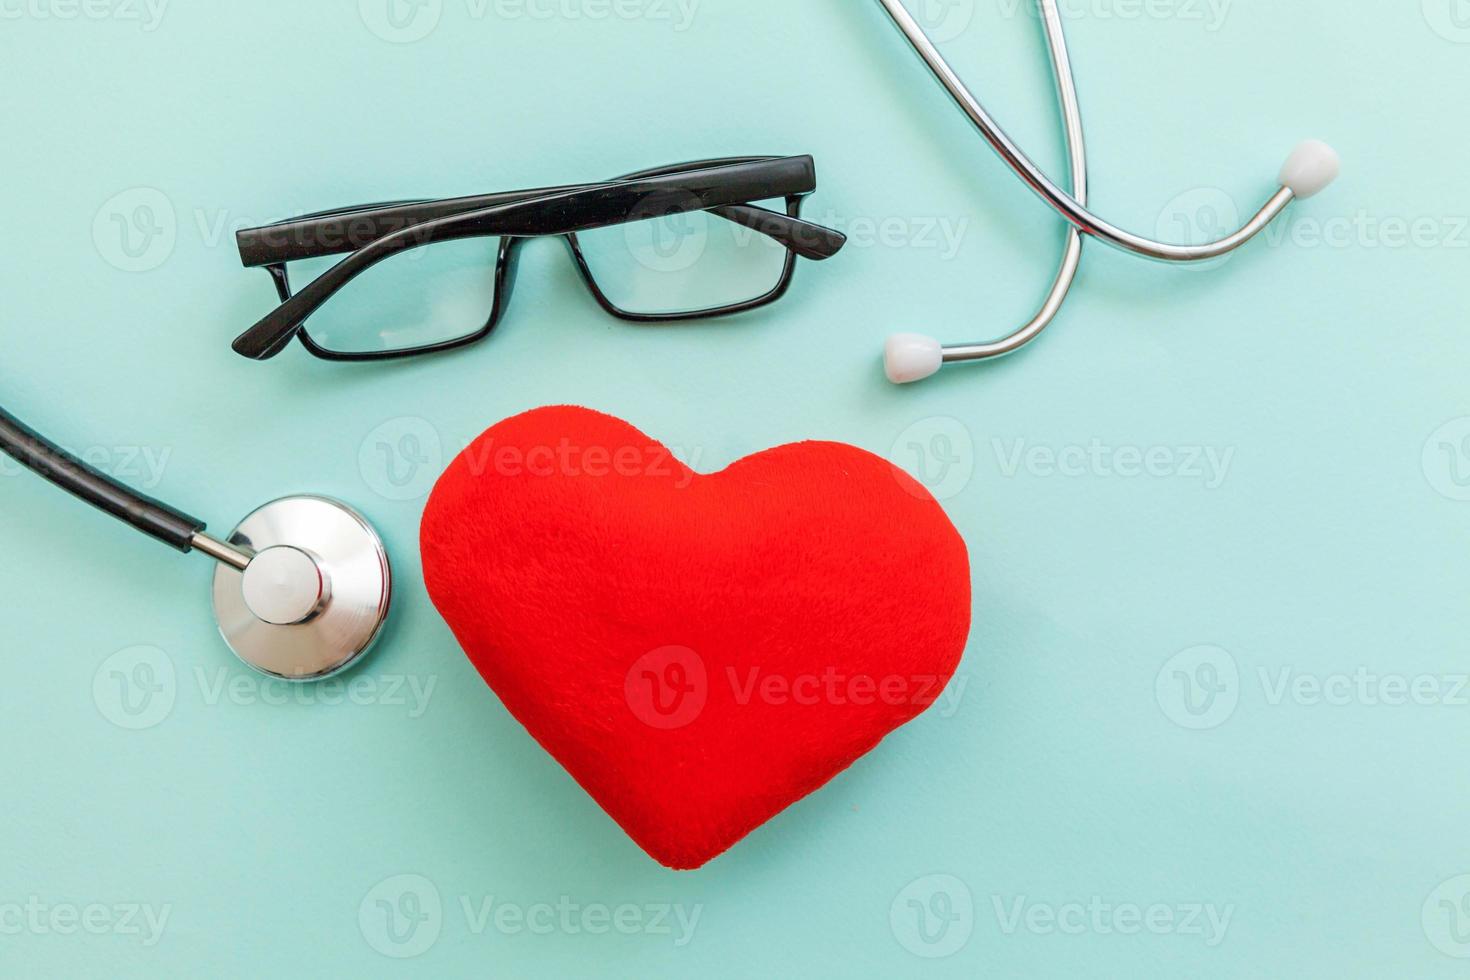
[421,406,971,869]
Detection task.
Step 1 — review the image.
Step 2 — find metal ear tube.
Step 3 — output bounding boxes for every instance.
[873,0,1341,384]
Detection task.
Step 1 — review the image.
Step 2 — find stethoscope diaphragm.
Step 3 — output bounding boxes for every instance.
[213,496,392,681]
[0,404,394,681]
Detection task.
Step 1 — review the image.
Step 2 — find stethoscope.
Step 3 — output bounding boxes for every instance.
[0,0,1336,681]
[875,0,1341,384]
[0,403,392,681]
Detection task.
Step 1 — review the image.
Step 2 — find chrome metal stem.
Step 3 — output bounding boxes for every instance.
[942,0,1086,363]
[874,0,1296,263]
[191,531,254,572]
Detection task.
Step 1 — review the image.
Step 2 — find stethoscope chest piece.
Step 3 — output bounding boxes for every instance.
[213,495,392,681]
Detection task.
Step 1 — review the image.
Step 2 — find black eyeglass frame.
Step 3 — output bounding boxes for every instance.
[232,155,845,362]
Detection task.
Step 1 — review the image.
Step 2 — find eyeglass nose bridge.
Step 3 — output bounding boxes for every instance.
[484,236,526,337]
[488,232,632,335]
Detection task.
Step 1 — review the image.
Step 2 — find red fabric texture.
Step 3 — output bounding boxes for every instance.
[421,406,972,869]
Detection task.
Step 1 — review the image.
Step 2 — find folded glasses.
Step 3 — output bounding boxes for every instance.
[231,155,847,362]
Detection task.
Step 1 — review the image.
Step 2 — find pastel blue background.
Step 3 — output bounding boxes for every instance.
[1,0,1466,975]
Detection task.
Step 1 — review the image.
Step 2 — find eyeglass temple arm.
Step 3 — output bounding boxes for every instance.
[708,205,846,260]
[238,200,842,268]
[873,0,1338,263]
[237,191,578,267]
[235,161,837,268]
[232,167,812,360]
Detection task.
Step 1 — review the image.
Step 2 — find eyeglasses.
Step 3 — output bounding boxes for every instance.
[231,155,847,362]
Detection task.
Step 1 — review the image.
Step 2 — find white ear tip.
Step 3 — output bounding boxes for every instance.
[885,333,944,385]
[1279,139,1340,199]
